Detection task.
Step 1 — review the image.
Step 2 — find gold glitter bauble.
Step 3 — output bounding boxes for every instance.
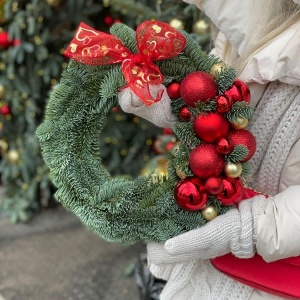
[231,117,249,129]
[169,18,184,30]
[7,149,20,164]
[210,63,227,79]
[201,205,218,221]
[224,162,243,178]
[193,19,209,35]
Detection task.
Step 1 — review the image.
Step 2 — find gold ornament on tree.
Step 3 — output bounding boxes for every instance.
[224,162,243,178]
[169,18,184,30]
[140,155,168,177]
[7,149,20,164]
[210,63,227,79]
[231,117,249,129]
[201,205,218,221]
[0,139,8,153]
[193,19,209,35]
[46,0,61,7]
[0,84,6,98]
[175,167,186,179]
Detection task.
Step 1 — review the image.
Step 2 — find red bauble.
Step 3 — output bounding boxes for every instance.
[216,138,233,154]
[216,95,233,113]
[104,16,114,26]
[189,144,225,178]
[167,82,181,99]
[0,32,12,49]
[180,71,218,107]
[224,85,241,102]
[233,79,251,103]
[228,129,256,162]
[0,105,10,116]
[193,112,230,143]
[179,106,192,122]
[165,141,175,152]
[205,177,224,195]
[163,128,174,135]
[174,177,208,211]
[217,177,243,205]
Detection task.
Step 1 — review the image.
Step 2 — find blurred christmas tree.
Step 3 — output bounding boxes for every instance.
[0,0,211,222]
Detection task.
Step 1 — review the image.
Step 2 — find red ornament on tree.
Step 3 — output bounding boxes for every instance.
[233,79,251,103]
[174,177,208,211]
[193,112,230,143]
[216,95,233,113]
[0,31,12,49]
[165,141,175,152]
[217,177,243,205]
[180,71,218,107]
[216,137,233,154]
[228,129,256,162]
[0,105,10,116]
[179,106,192,122]
[189,143,225,178]
[167,82,181,99]
[104,16,114,27]
[224,84,241,102]
[163,128,174,135]
[205,176,224,195]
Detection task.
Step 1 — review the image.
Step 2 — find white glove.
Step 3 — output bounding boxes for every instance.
[118,84,177,128]
[147,195,268,265]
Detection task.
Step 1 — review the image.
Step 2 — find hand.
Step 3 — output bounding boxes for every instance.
[147,195,268,266]
[118,84,177,128]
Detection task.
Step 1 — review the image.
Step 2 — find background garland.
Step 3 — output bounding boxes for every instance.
[36,21,254,243]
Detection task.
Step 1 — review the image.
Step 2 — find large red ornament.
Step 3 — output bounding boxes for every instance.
[0,105,10,116]
[174,177,208,211]
[217,177,243,205]
[179,106,192,122]
[180,71,218,107]
[216,95,233,113]
[0,32,12,49]
[193,112,230,143]
[228,129,256,162]
[167,82,181,99]
[234,79,251,103]
[205,177,224,195]
[189,144,225,178]
[216,138,233,154]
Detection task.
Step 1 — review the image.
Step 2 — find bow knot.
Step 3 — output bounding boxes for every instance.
[64,21,186,105]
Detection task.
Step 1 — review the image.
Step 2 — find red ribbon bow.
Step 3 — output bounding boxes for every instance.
[64,21,186,105]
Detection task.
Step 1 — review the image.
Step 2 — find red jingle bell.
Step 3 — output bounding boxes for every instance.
[189,143,225,178]
[193,112,230,143]
[174,177,208,211]
[205,177,224,195]
[216,138,233,154]
[228,129,256,162]
[217,177,243,205]
[180,71,218,107]
[233,79,251,103]
[216,95,233,113]
[179,106,192,122]
[167,82,181,99]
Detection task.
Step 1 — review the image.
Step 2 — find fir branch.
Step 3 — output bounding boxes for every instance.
[190,100,217,116]
[216,65,236,93]
[226,145,249,163]
[226,101,255,122]
[241,162,252,176]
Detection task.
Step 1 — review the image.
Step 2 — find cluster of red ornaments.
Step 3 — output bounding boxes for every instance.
[167,70,256,214]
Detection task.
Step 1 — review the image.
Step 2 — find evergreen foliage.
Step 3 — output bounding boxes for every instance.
[37,22,244,243]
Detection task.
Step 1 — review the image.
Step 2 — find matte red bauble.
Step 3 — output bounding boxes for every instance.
[167,82,181,99]
[224,84,241,102]
[205,177,224,195]
[216,95,233,113]
[233,79,251,103]
[174,177,208,211]
[217,177,243,205]
[179,106,192,122]
[180,71,218,107]
[216,138,233,154]
[189,144,225,178]
[193,112,230,143]
[227,129,256,162]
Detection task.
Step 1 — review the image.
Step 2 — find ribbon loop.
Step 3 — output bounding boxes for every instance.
[65,21,186,105]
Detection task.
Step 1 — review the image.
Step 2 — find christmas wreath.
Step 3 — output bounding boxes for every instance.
[37,20,257,243]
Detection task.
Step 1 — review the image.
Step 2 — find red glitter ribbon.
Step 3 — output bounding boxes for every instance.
[64,21,186,106]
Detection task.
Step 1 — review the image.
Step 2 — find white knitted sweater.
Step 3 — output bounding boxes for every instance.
[149,81,300,300]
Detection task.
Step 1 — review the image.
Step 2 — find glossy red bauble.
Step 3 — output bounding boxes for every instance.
[167,82,181,99]
[216,95,233,113]
[233,79,251,103]
[0,32,12,49]
[227,129,256,162]
[205,177,224,195]
[189,144,225,178]
[0,105,10,116]
[216,138,233,154]
[217,177,243,205]
[224,84,241,102]
[174,177,208,211]
[180,71,218,107]
[193,112,230,143]
[179,106,192,122]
